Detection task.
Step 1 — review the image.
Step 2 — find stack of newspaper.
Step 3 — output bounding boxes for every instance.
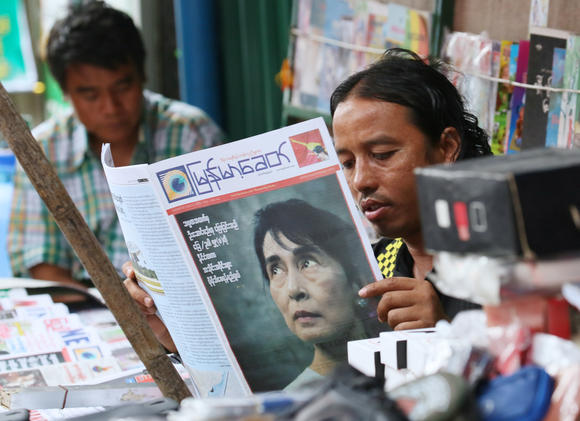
[0,285,188,416]
[0,288,145,389]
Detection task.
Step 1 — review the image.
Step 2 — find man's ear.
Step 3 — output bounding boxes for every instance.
[438,127,461,163]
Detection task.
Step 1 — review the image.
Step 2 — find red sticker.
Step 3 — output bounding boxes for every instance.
[453,202,470,241]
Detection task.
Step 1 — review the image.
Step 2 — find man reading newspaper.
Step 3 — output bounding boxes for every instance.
[122,49,490,392]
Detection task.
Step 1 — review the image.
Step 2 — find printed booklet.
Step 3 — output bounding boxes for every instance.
[101,118,384,397]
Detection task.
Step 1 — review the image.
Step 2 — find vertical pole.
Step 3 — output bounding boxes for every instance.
[173,0,222,127]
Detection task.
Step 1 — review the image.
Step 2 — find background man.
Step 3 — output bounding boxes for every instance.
[9,1,222,288]
[331,48,491,329]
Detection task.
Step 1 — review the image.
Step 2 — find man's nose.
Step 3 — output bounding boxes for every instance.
[351,158,378,195]
[101,92,121,114]
[287,268,308,301]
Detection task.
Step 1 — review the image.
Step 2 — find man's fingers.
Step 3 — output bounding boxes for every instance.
[123,277,156,314]
[381,298,446,329]
[121,260,135,278]
[384,305,429,328]
[393,320,431,331]
[376,290,416,322]
[147,314,177,353]
[120,261,174,351]
[359,277,416,298]
[372,279,447,328]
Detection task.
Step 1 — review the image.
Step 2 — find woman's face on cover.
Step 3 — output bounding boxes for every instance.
[262,231,356,344]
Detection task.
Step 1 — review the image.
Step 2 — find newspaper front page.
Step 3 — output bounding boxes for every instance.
[102,118,383,396]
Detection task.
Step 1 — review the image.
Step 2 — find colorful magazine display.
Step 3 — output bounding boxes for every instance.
[290,0,431,114]
[101,118,383,397]
[444,25,580,154]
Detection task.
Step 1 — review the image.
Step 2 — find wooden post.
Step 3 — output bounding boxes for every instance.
[0,82,192,402]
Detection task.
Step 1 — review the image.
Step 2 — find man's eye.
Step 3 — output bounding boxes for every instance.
[340,160,354,170]
[372,151,394,160]
[115,81,131,93]
[82,93,98,101]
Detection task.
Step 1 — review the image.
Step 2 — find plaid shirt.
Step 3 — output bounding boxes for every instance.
[9,90,223,283]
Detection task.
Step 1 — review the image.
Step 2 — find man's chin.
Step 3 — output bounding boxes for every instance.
[93,133,133,145]
[374,224,404,240]
[371,221,394,238]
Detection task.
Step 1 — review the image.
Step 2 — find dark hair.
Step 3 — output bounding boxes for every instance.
[253,199,367,289]
[46,0,146,90]
[330,48,491,160]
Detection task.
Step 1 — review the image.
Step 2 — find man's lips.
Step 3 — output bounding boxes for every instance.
[360,198,392,221]
[293,310,321,321]
[104,121,129,129]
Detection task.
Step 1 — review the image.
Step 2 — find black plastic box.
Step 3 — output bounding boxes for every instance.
[415,148,580,258]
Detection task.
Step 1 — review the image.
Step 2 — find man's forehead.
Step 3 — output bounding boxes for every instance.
[335,136,399,154]
[333,99,416,138]
[65,62,139,87]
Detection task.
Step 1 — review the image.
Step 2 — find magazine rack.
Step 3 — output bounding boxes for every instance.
[281,0,454,128]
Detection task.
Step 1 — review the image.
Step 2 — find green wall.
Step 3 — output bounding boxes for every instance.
[217,0,293,142]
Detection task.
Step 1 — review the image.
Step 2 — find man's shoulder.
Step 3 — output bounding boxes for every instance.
[30,110,87,170]
[31,109,77,143]
[143,90,223,151]
[144,90,214,127]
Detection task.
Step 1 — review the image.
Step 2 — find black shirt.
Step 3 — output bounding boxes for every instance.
[374,237,481,320]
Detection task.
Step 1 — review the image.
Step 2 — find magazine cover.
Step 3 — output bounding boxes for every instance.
[172,175,380,392]
[520,27,568,150]
[507,40,530,154]
[103,118,384,396]
[545,47,566,147]
[559,35,580,149]
[491,40,513,155]
[465,36,494,135]
[384,3,430,58]
[316,0,357,112]
[290,0,324,110]
[366,1,389,49]
[444,32,495,134]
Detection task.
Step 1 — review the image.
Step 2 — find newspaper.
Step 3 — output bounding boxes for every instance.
[0,293,154,392]
[101,118,383,396]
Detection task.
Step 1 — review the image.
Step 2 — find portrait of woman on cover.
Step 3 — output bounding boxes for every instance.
[253,199,382,390]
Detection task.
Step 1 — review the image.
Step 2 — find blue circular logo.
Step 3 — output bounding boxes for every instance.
[170,174,187,193]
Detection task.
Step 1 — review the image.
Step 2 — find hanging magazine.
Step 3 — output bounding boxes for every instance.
[101,118,384,397]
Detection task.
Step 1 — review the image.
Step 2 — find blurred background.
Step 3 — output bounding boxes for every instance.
[2,0,293,143]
